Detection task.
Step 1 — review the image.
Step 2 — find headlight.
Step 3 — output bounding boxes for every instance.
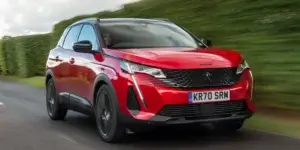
[120,61,166,78]
[236,60,250,74]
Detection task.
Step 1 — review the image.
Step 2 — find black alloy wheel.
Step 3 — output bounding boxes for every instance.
[95,85,126,143]
[98,92,113,136]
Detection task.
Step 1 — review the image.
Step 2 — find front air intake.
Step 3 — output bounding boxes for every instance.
[158,100,246,117]
[126,86,141,112]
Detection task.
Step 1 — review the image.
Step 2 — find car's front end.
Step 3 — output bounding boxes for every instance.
[99,18,255,129]
[116,54,254,126]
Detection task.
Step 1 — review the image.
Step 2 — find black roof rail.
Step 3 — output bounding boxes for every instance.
[71,18,99,26]
[70,18,171,26]
[151,18,171,22]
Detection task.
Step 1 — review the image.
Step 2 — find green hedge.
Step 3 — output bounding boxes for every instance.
[2,38,18,75]
[0,40,6,74]
[1,34,51,77]
[14,34,51,77]
[1,0,300,110]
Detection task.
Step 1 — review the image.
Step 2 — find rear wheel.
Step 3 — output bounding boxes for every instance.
[46,78,68,120]
[212,120,244,133]
[95,85,126,143]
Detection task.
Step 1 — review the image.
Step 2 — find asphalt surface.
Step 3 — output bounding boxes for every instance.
[0,80,299,150]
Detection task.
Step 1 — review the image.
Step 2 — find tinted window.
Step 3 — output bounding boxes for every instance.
[63,25,82,49]
[78,24,99,50]
[57,27,70,47]
[99,21,200,49]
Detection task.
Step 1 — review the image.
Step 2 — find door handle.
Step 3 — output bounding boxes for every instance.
[52,56,62,62]
[69,58,75,64]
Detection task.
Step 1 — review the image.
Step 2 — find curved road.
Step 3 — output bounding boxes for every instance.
[0,80,299,150]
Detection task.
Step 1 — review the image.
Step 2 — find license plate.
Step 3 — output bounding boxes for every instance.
[188,90,230,103]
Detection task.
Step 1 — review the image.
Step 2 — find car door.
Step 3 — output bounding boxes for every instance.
[70,24,100,102]
[59,24,83,94]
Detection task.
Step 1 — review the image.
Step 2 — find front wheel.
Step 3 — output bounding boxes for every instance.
[95,85,126,143]
[212,120,244,133]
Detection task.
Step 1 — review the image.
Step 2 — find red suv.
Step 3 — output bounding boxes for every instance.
[45,18,255,143]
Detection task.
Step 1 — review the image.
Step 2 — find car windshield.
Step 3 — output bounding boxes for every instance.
[99,20,201,49]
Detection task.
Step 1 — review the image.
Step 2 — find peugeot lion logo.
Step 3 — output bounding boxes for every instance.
[205,72,212,77]
[205,72,212,82]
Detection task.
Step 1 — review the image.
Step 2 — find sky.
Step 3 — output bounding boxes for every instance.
[0,0,138,37]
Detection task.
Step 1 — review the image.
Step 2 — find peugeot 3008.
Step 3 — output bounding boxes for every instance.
[45,18,255,143]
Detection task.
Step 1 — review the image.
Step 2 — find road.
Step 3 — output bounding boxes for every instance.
[0,80,299,150]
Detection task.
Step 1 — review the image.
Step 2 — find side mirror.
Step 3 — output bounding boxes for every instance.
[73,40,92,53]
[199,39,212,47]
[205,39,212,47]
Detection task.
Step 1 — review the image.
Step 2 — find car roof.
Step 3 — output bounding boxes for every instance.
[100,18,171,22]
[70,18,172,27]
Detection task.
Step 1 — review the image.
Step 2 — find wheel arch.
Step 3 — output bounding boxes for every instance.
[45,69,55,86]
[92,73,119,108]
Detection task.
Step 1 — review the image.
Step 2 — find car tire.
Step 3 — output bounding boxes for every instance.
[46,78,68,120]
[212,120,244,133]
[95,85,126,143]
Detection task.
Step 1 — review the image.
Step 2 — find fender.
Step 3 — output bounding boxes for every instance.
[92,73,120,108]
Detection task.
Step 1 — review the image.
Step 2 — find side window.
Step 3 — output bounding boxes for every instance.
[62,25,83,49]
[78,24,99,50]
[57,27,70,47]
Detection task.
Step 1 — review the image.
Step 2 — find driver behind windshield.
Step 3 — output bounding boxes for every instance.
[103,33,113,48]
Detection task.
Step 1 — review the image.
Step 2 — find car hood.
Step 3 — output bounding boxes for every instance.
[103,47,243,69]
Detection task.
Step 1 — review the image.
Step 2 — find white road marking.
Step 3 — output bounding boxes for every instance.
[0,102,6,109]
[59,134,78,144]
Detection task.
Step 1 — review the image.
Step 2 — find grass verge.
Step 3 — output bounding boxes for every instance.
[1,76,45,88]
[245,114,300,138]
[1,76,300,138]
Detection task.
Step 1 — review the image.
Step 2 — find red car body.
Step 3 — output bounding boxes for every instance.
[45,18,255,143]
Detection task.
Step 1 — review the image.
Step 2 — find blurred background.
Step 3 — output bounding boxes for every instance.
[0,0,300,137]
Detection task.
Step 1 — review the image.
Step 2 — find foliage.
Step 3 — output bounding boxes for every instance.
[1,34,51,77]
[246,114,300,138]
[2,38,18,75]
[0,40,7,74]
[14,34,51,77]
[1,0,300,110]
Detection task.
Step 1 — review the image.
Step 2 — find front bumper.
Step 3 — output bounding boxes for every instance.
[121,110,253,125]
[117,69,255,123]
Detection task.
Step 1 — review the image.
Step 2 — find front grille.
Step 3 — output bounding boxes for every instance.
[158,101,246,117]
[160,67,240,88]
